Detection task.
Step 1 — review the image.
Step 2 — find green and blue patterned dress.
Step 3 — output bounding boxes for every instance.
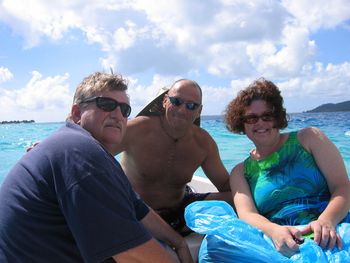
[186,131,350,262]
[244,131,350,225]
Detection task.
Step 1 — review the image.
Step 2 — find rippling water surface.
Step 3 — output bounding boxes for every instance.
[0,112,349,184]
[199,112,350,178]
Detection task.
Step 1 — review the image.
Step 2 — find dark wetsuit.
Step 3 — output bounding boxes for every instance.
[157,185,210,236]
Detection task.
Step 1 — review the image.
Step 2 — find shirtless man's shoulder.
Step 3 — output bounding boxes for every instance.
[122,116,160,146]
[192,125,219,153]
[127,116,156,134]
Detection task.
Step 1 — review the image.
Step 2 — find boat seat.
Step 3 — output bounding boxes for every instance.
[185,176,216,261]
[185,232,204,262]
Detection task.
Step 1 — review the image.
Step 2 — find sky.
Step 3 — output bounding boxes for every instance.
[0,0,350,122]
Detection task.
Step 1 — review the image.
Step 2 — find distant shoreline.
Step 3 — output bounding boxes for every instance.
[0,120,35,124]
[305,100,350,113]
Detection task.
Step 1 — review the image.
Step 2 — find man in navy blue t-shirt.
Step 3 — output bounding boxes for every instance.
[0,72,192,263]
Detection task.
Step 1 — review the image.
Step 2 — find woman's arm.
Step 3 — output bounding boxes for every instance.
[298,127,350,249]
[230,163,303,257]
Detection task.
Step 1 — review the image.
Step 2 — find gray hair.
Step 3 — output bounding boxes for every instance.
[67,72,128,120]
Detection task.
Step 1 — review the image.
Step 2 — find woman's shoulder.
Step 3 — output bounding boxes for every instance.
[231,162,245,176]
[297,127,324,150]
[297,127,323,140]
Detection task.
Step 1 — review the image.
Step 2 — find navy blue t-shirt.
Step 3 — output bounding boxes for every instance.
[0,122,151,263]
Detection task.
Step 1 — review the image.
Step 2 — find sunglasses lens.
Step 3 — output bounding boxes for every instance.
[169,97,182,106]
[95,97,131,117]
[243,112,274,124]
[96,97,117,112]
[261,114,274,122]
[185,103,198,110]
[243,116,259,124]
[119,104,132,117]
[169,96,199,111]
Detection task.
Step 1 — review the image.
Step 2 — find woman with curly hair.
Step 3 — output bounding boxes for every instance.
[224,78,350,258]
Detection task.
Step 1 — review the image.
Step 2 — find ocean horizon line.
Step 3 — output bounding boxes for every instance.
[2,110,350,124]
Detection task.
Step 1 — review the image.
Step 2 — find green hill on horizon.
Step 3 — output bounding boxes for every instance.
[306,100,350,113]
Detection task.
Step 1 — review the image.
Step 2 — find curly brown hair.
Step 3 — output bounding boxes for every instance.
[224,78,288,134]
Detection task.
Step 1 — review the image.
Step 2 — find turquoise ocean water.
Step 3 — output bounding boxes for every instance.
[0,112,349,185]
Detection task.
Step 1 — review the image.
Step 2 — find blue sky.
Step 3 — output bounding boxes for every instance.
[0,0,350,122]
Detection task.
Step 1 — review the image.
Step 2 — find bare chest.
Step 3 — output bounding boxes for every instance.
[129,137,206,184]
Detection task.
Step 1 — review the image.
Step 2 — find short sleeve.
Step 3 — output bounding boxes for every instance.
[58,141,151,263]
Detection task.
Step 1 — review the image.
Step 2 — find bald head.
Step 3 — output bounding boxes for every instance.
[169,79,202,103]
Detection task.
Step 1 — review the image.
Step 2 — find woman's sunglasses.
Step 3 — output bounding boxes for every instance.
[168,96,201,111]
[80,96,131,117]
[242,112,275,124]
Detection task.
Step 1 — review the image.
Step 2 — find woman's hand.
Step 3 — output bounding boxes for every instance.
[270,225,303,257]
[301,219,342,250]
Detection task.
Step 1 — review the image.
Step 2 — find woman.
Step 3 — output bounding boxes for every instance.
[224,78,350,257]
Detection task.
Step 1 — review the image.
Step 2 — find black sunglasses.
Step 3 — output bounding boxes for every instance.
[168,96,201,111]
[80,96,131,117]
[242,112,275,124]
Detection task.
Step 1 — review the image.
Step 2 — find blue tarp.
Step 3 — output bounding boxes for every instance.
[185,200,350,262]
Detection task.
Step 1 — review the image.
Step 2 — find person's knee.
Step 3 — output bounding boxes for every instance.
[205,192,233,206]
[158,241,181,263]
[203,193,237,213]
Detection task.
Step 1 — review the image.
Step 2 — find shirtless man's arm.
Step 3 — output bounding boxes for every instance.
[199,129,233,205]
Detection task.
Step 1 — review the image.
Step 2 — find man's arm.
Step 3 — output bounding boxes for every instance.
[112,238,179,263]
[201,133,230,191]
[199,132,232,204]
[141,209,194,263]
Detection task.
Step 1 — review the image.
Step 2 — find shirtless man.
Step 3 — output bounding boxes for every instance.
[117,79,232,234]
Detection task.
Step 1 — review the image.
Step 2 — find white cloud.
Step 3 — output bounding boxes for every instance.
[201,84,236,115]
[0,72,72,122]
[1,0,348,78]
[0,0,286,75]
[282,0,350,31]
[280,62,350,98]
[127,74,181,115]
[271,61,350,112]
[0,60,349,123]
[0,0,83,48]
[207,42,254,77]
[0,67,13,83]
[247,26,316,78]
[0,0,349,117]
[202,61,350,115]
[112,21,138,50]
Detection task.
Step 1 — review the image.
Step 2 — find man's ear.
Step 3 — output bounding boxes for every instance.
[196,104,203,118]
[162,95,168,109]
[71,104,82,124]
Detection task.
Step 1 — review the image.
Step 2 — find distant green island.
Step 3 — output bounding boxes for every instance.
[1,120,35,124]
[306,100,350,113]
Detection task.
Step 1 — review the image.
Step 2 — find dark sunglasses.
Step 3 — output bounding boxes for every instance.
[80,96,131,117]
[168,96,201,111]
[242,112,275,124]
